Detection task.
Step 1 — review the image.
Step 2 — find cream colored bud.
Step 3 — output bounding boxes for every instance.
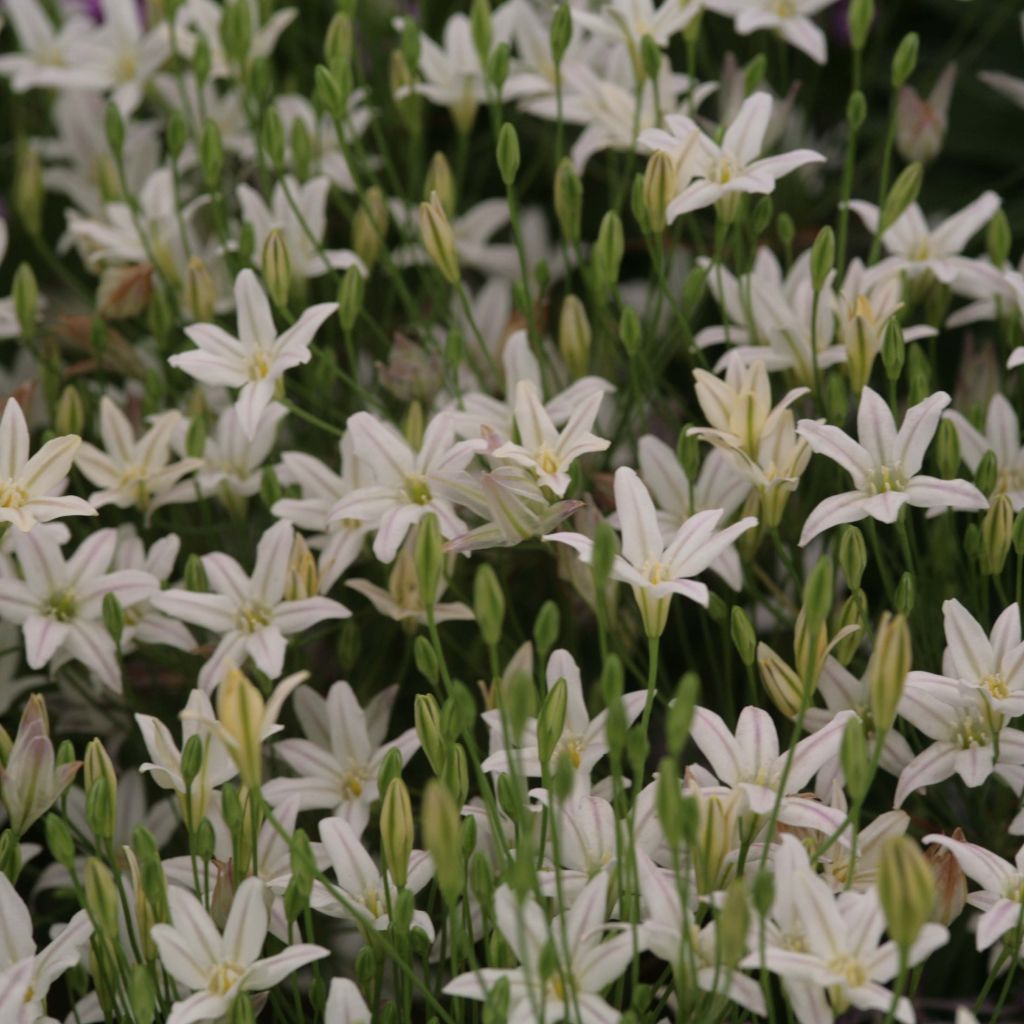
[419,191,460,285]
[422,780,463,903]
[868,612,911,732]
[980,493,1013,576]
[216,668,265,789]
[262,229,292,309]
[643,150,674,233]
[185,256,217,322]
[54,386,85,437]
[381,778,413,888]
[878,836,934,948]
[924,827,967,926]
[424,152,456,216]
[285,534,319,600]
[756,642,804,719]
[352,186,390,270]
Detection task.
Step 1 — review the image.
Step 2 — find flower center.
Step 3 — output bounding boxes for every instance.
[341,767,368,800]
[237,603,272,632]
[45,589,77,622]
[404,475,432,505]
[866,464,907,494]
[249,352,272,380]
[826,954,868,988]
[982,673,1010,700]
[208,962,246,996]
[773,0,797,16]
[0,480,28,509]
[537,446,561,475]
[954,713,993,749]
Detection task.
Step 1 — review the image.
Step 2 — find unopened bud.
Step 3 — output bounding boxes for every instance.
[537,678,568,767]
[558,294,592,379]
[881,319,905,381]
[423,780,463,903]
[594,212,624,287]
[730,607,757,667]
[833,589,867,665]
[13,263,38,339]
[975,450,998,497]
[381,778,413,888]
[473,563,505,647]
[420,192,460,285]
[338,265,364,333]
[717,879,749,968]
[185,257,217,322]
[880,163,923,233]
[533,601,560,662]
[216,667,267,789]
[414,694,445,775]
[496,123,520,187]
[980,493,1013,576]
[262,229,291,309]
[352,186,389,270]
[424,152,456,216]
[878,836,934,947]
[868,612,911,732]
[987,209,1012,268]
[414,514,444,609]
[85,857,120,938]
[891,32,920,88]
[643,151,674,233]
[55,387,85,437]
[934,418,961,479]
[847,0,874,50]
[840,716,871,804]
[924,828,967,926]
[810,226,835,292]
[14,148,43,237]
[554,158,582,244]
[757,642,804,718]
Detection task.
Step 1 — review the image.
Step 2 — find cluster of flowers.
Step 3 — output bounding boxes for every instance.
[0,0,1022,1022]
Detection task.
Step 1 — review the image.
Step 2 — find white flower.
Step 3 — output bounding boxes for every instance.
[921,833,1024,952]
[481,648,647,784]
[444,872,639,1024]
[705,0,840,65]
[979,14,1024,111]
[0,397,95,532]
[136,688,236,822]
[492,379,609,497]
[263,679,420,836]
[272,431,373,592]
[743,834,948,1024]
[152,877,328,1024]
[945,394,1024,510]
[689,704,854,831]
[913,599,1024,717]
[0,527,157,691]
[329,411,483,563]
[93,0,173,114]
[896,61,956,163]
[546,466,757,636]
[848,191,1002,285]
[152,520,350,692]
[796,388,988,546]
[237,175,365,280]
[894,672,1024,808]
[325,978,372,1024]
[0,0,109,92]
[169,269,337,440]
[314,815,435,939]
[76,398,202,515]
[0,871,93,1021]
[638,93,825,221]
[636,435,750,589]
[571,0,699,49]
[635,848,766,1015]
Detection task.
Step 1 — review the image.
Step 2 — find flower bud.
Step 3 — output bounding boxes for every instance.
[103,593,124,649]
[980,493,1013,576]
[262,229,291,310]
[868,612,911,732]
[896,62,956,164]
[85,857,120,938]
[847,0,874,50]
[13,263,38,339]
[14,147,43,237]
[537,678,568,767]
[847,89,868,131]
[643,151,674,233]
[840,716,871,804]
[496,123,520,187]
[881,319,905,382]
[414,694,445,775]
[185,256,217,322]
[718,879,750,968]
[55,386,85,437]
[878,836,934,947]
[891,32,920,88]
[84,739,117,804]
[389,49,421,131]
[414,514,444,610]
[285,533,319,600]
[554,158,582,244]
[924,828,967,925]
[473,563,505,647]
[833,589,867,665]
[752,196,773,237]
[880,162,922,233]
[558,295,592,378]
[419,192,460,285]
[619,306,641,358]
[594,212,624,288]
[895,570,915,615]
[810,226,835,293]
[45,812,76,869]
[757,642,804,718]
[934,418,961,479]
[975,450,998,497]
[550,2,571,62]
[424,152,456,215]
[86,776,116,841]
[381,778,413,888]
[337,265,365,334]
[776,212,795,250]
[216,667,266,789]
[423,780,463,903]
[443,742,469,806]
[534,601,560,662]
[414,635,439,688]
[801,555,834,632]
[352,186,389,270]
[730,606,757,668]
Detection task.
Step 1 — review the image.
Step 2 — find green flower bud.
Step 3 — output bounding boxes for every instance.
[86,776,115,842]
[776,212,795,250]
[550,3,572,62]
[591,522,620,593]
[619,306,641,357]
[13,263,38,339]
[45,813,76,869]
[730,607,757,667]
[840,716,872,804]
[85,857,120,938]
[128,964,156,1024]
[352,186,389,271]
[423,779,464,904]
[881,319,905,382]
[981,493,1013,576]
[496,123,520,187]
[868,612,911,732]
[1014,510,1024,556]
[470,0,492,59]
[809,227,835,293]
[718,879,750,968]
[414,694,445,775]
[639,33,660,81]
[643,151,674,234]
[751,195,773,237]
[324,12,353,64]
[55,387,85,437]
[184,554,208,593]
[443,742,469,806]
[414,514,444,609]
[802,555,834,631]
[934,418,961,479]
[554,158,583,244]
[413,634,440,687]
[878,836,934,947]
[847,0,874,50]
[381,778,413,888]
[262,229,291,310]
[473,563,505,647]
[847,89,868,131]
[891,32,920,89]
[338,265,364,333]
[837,526,867,591]
[102,593,124,649]
[894,571,914,615]
[538,677,568,767]
[656,758,685,847]
[290,117,313,181]
[833,589,867,665]
[744,54,767,95]
[752,869,774,918]
[975,450,998,497]
[105,102,124,156]
[880,162,923,234]
[757,642,804,719]
[185,256,217,322]
[558,295,592,379]
[594,211,624,288]
[419,192,460,285]
[14,147,43,237]
[533,601,560,662]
